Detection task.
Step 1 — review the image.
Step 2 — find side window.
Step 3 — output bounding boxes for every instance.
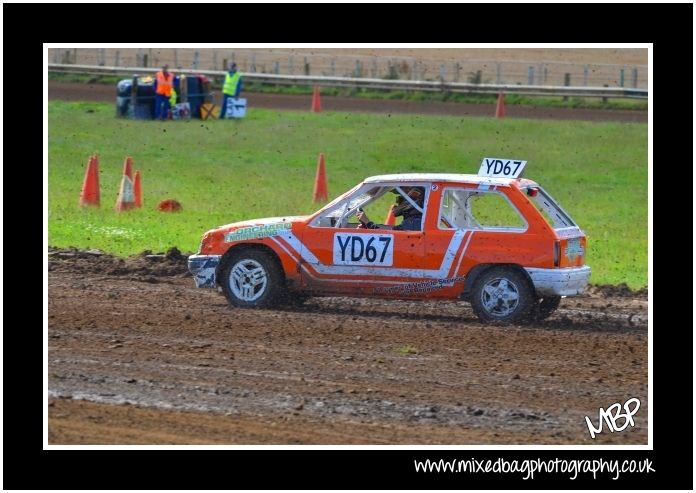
[439,189,526,231]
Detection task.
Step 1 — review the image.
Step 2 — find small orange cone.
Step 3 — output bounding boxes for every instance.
[311,85,322,113]
[79,155,100,207]
[495,92,505,118]
[384,205,396,226]
[115,164,136,212]
[313,153,328,202]
[158,199,182,212]
[122,156,134,180]
[133,170,142,208]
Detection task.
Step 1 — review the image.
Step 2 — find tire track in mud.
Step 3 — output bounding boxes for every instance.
[48,256,649,444]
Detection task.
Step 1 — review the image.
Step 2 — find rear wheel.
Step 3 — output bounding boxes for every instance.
[471,267,535,323]
[220,249,285,308]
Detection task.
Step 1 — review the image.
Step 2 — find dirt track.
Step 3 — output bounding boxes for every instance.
[48,250,648,444]
[48,81,647,123]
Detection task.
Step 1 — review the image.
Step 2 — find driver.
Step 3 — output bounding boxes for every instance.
[356,187,424,231]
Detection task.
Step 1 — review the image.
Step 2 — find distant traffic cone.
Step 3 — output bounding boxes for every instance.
[495,92,505,118]
[79,155,100,207]
[384,205,396,226]
[133,170,142,208]
[311,85,322,113]
[313,153,328,202]
[115,166,136,212]
[122,156,133,180]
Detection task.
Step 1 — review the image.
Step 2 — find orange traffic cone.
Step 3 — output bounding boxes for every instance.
[79,155,100,207]
[133,170,142,208]
[384,205,396,226]
[158,198,182,212]
[115,162,136,212]
[311,85,322,113]
[122,156,133,180]
[495,92,505,118]
[313,153,328,202]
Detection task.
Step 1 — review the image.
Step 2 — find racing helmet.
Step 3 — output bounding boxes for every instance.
[392,187,424,217]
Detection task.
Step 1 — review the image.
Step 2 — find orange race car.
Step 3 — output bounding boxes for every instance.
[189,158,590,323]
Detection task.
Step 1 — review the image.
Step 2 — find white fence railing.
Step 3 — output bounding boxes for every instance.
[48,48,649,89]
[48,63,648,99]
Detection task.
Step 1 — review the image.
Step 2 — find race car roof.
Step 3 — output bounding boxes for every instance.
[364,173,519,186]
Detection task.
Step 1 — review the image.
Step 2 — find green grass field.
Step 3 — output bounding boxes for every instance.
[48,101,648,288]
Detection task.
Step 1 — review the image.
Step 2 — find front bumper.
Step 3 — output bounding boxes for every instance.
[525,266,591,296]
[188,254,221,288]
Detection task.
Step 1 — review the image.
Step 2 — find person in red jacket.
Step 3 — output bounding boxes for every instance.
[154,64,174,120]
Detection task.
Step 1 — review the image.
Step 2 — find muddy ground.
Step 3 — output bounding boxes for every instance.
[47,249,648,444]
[48,81,647,123]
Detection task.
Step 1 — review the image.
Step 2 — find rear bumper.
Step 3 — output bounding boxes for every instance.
[188,254,221,288]
[525,266,591,296]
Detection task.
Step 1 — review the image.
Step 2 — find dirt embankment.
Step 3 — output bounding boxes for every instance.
[48,250,648,444]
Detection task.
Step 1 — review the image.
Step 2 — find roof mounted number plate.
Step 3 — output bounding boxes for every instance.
[478,158,527,178]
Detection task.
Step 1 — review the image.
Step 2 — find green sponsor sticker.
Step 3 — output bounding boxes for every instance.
[224,222,292,243]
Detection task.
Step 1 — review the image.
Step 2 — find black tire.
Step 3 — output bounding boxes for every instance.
[219,248,285,308]
[470,266,536,323]
[535,296,561,320]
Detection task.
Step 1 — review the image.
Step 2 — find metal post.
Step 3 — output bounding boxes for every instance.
[130,75,138,117]
[563,73,571,101]
[454,62,460,82]
[355,60,361,77]
[73,48,78,64]
[180,75,188,104]
[439,64,445,82]
[251,54,257,73]
[115,50,120,67]
[331,58,335,76]
[583,65,589,86]
[619,68,625,87]
[192,51,199,70]
[213,51,217,71]
[602,84,608,103]
[543,66,548,85]
[527,66,534,85]
[412,60,417,80]
[632,67,638,88]
[99,48,105,66]
[496,62,501,84]
[372,58,378,78]
[273,61,279,74]
[304,56,309,75]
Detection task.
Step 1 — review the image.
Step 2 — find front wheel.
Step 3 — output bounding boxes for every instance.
[220,249,285,308]
[534,296,561,320]
[471,267,535,323]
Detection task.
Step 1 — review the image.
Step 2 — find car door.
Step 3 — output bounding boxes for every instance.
[295,184,431,296]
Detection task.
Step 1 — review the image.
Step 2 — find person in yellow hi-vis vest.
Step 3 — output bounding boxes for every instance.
[154,64,174,120]
[219,63,243,119]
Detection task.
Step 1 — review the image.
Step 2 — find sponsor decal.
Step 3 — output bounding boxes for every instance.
[565,237,584,261]
[333,233,394,266]
[374,276,466,295]
[225,222,292,242]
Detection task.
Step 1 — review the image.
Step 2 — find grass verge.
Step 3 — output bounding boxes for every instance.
[48,101,648,288]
